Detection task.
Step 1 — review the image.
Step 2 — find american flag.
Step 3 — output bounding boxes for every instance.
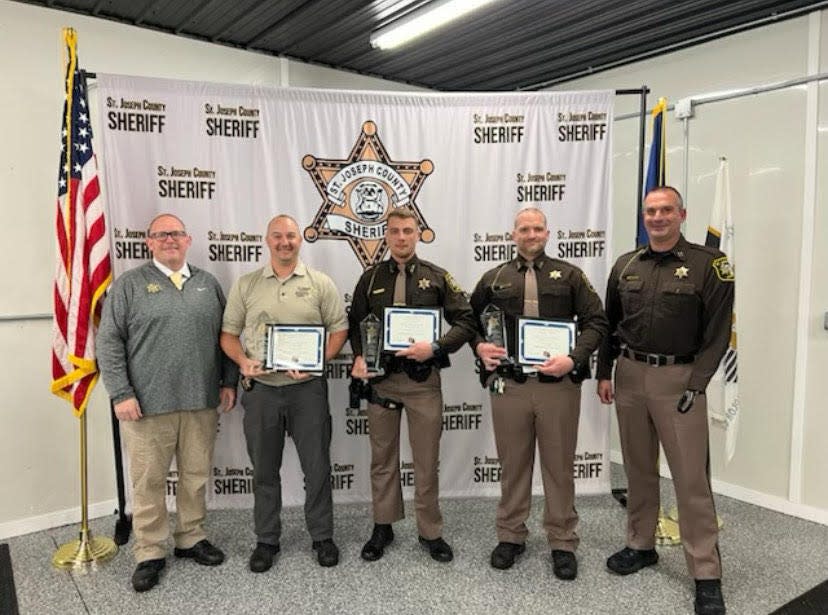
[50,29,112,417]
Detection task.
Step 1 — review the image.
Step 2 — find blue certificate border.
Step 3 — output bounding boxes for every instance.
[382,307,442,351]
[264,323,326,372]
[517,317,576,365]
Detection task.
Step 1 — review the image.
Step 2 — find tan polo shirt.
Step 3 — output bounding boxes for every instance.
[223,260,347,386]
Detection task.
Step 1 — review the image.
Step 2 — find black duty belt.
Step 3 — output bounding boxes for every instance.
[496,364,563,384]
[622,347,694,366]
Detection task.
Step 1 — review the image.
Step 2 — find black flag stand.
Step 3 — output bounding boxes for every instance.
[608,85,650,510]
[109,400,132,545]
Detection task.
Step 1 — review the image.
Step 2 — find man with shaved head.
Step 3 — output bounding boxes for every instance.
[470,207,607,579]
[221,214,348,572]
[97,213,238,592]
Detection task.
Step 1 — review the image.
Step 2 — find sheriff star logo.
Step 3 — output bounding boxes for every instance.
[418,277,431,289]
[712,256,735,281]
[674,266,689,279]
[302,121,434,269]
[550,270,562,279]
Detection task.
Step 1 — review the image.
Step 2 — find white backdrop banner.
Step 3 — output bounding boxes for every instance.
[95,74,614,510]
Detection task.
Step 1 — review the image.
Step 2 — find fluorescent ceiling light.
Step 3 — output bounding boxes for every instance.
[370,0,497,50]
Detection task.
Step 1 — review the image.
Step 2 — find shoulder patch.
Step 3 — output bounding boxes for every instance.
[444,272,465,295]
[711,256,735,282]
[580,272,596,292]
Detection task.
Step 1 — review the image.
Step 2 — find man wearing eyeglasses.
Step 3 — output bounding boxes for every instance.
[97,213,238,593]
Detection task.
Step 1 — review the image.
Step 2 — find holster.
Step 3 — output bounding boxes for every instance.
[403,359,433,382]
[366,383,404,410]
[348,377,404,411]
[386,355,435,383]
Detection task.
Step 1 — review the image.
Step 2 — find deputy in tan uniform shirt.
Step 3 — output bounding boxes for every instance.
[349,207,476,564]
[596,186,734,615]
[470,207,607,579]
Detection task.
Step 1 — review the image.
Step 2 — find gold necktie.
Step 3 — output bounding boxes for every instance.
[170,271,184,290]
[393,267,406,306]
[523,262,539,317]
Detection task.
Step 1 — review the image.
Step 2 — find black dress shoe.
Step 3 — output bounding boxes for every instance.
[312,539,340,567]
[606,546,659,575]
[361,524,394,562]
[249,542,279,573]
[174,539,225,566]
[418,536,454,563]
[695,579,726,614]
[131,558,165,592]
[552,550,578,580]
[490,542,525,570]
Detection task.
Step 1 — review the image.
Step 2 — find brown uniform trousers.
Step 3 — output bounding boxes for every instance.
[615,356,721,579]
[368,369,444,540]
[490,376,581,551]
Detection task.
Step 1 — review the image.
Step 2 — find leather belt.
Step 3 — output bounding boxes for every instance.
[622,347,694,366]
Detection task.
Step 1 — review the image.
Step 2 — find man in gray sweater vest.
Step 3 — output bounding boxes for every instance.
[97,213,238,592]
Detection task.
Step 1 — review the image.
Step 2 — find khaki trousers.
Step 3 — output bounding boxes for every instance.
[120,408,218,563]
[368,369,443,539]
[490,376,581,550]
[614,356,722,579]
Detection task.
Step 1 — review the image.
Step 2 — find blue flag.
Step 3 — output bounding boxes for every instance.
[637,98,667,247]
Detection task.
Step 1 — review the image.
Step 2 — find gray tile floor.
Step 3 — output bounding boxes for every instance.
[6,471,828,614]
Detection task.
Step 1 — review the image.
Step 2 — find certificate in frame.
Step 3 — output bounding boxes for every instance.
[264,324,326,373]
[517,317,576,366]
[382,307,442,351]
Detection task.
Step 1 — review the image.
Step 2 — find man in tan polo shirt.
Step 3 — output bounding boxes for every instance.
[221,214,348,572]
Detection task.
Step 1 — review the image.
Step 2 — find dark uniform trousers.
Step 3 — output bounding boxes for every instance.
[241,377,333,546]
[490,376,581,551]
[368,369,443,540]
[615,356,721,579]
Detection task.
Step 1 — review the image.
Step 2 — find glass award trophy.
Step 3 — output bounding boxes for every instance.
[481,303,511,365]
[360,313,384,375]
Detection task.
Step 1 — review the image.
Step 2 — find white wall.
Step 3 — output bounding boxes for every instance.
[558,12,828,520]
[803,11,828,511]
[1,0,826,538]
[0,0,421,539]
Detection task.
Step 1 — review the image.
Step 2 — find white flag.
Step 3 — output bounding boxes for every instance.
[705,158,739,463]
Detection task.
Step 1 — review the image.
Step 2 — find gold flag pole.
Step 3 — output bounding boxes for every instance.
[53,413,117,568]
[52,26,116,569]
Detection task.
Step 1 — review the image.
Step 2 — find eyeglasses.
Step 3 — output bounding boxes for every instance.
[148,230,188,240]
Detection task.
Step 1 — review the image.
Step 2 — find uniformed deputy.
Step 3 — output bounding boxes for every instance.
[221,215,348,573]
[596,186,734,615]
[470,207,608,579]
[349,207,476,563]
